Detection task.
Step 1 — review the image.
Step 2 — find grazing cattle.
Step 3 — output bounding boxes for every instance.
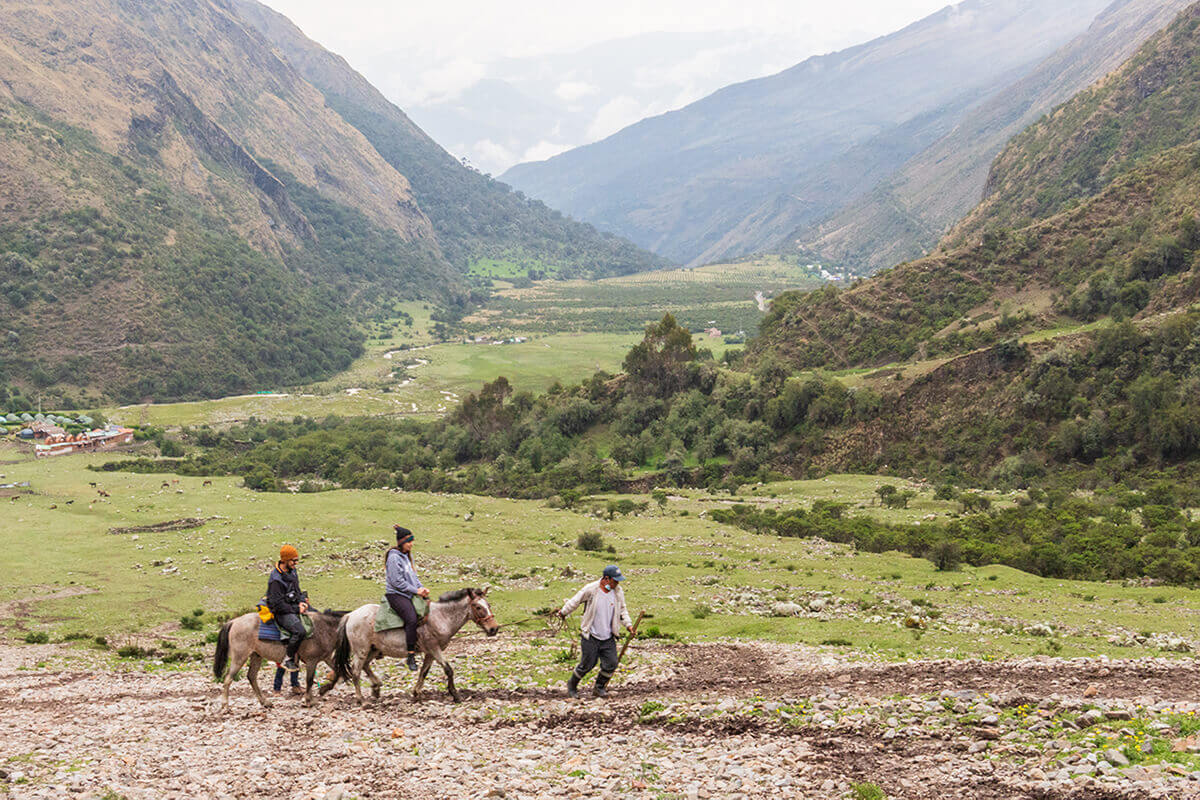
[202,480,212,487]
[161,482,170,489]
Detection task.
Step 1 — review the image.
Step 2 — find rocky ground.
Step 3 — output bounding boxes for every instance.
[4,640,1200,800]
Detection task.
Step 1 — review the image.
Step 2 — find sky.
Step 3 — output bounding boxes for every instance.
[260,0,956,173]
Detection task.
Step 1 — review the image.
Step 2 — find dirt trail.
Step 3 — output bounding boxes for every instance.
[1,642,1197,799]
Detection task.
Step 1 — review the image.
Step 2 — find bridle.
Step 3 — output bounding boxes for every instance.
[468,595,496,628]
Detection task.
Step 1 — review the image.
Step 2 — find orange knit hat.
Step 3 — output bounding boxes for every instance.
[279,545,299,561]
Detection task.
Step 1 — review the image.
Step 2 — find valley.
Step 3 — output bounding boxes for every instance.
[7,1,1200,798]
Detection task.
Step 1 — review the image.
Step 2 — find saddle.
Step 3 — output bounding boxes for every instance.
[374,596,430,632]
[257,612,314,642]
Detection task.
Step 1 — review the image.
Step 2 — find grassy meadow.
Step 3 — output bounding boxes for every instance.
[4,448,1199,686]
[98,257,818,429]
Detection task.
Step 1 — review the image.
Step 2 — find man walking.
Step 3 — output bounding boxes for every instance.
[557,564,633,698]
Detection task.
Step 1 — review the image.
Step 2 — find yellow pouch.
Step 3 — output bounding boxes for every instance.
[257,602,274,623]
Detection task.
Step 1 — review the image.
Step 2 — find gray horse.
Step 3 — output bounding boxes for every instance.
[213,609,346,713]
[334,587,498,704]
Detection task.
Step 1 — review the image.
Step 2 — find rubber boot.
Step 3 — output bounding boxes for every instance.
[406,652,419,671]
[566,673,580,698]
[593,673,611,698]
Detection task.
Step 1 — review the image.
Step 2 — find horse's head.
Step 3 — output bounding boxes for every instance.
[467,587,499,637]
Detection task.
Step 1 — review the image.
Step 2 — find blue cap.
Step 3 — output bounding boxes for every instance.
[603,564,625,582]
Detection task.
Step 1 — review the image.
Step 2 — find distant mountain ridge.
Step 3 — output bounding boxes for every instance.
[790,0,1194,274]
[751,1,1200,372]
[501,0,1114,266]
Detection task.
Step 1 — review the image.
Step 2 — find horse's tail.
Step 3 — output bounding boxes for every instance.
[333,614,353,680]
[213,620,233,680]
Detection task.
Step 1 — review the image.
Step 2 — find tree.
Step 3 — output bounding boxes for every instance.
[623,314,697,397]
[876,484,898,507]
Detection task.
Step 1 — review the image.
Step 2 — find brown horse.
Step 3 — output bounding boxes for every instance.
[213,610,346,713]
[333,588,498,704]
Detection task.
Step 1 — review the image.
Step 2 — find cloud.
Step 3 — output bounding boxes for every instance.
[392,58,486,106]
[469,139,517,174]
[587,95,667,141]
[554,80,597,102]
[520,140,572,164]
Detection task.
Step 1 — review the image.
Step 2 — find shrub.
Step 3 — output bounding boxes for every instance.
[850,783,887,800]
[576,531,605,552]
[821,637,853,647]
[690,604,711,619]
[23,631,49,644]
[927,540,962,572]
[179,615,202,630]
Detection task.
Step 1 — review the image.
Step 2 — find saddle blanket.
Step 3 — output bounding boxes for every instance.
[375,596,429,632]
[258,613,314,642]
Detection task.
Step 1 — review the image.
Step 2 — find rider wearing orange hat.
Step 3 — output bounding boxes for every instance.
[267,544,310,673]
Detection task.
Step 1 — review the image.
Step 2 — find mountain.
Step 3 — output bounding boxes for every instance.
[790,0,1193,275]
[751,1,1200,372]
[231,0,664,278]
[500,0,1114,266]
[0,0,658,406]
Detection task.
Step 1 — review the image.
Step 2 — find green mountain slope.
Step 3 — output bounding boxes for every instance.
[231,0,664,278]
[0,0,461,403]
[753,1,1200,372]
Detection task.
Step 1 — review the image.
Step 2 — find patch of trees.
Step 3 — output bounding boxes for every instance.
[709,489,1200,585]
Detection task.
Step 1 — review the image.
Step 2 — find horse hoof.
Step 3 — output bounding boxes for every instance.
[261,699,273,709]
[451,695,462,704]
[371,688,381,699]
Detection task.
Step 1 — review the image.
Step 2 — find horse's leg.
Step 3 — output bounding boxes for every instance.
[222,644,253,714]
[362,653,383,700]
[349,647,368,707]
[411,651,434,702]
[303,662,318,707]
[434,648,460,704]
[247,652,271,709]
[317,657,339,697]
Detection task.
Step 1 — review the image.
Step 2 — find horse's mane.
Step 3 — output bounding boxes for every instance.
[436,588,480,603]
[316,609,348,618]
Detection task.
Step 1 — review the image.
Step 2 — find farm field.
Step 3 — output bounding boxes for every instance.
[467,255,824,338]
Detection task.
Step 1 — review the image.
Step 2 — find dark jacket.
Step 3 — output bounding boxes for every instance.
[266,565,308,616]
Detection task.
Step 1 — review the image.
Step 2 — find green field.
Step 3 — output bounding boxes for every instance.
[102,332,644,428]
[4,450,1198,679]
[467,255,823,338]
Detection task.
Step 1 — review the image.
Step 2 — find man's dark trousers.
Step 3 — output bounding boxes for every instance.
[277,612,305,661]
[574,635,618,683]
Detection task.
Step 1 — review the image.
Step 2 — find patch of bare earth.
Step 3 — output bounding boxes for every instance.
[1,641,1198,798]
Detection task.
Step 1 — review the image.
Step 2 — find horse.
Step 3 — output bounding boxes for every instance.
[213,609,347,713]
[334,587,498,704]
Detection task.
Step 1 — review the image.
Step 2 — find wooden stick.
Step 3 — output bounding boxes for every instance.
[617,610,645,665]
